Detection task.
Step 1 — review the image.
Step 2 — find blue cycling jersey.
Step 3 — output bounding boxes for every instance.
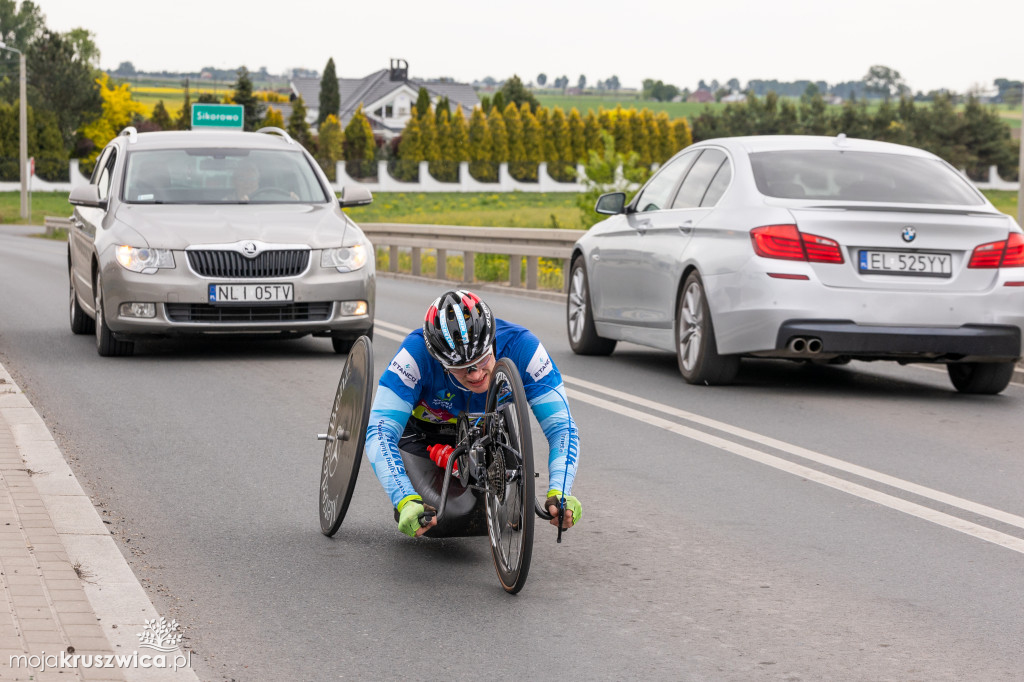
[364,318,580,508]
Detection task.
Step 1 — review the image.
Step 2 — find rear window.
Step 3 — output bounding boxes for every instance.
[123,148,331,204]
[749,150,985,205]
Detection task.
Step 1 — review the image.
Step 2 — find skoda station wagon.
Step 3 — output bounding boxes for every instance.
[68,127,375,357]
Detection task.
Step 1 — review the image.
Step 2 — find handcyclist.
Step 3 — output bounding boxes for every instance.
[363,289,582,538]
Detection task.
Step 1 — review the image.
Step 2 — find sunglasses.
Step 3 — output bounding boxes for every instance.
[443,347,494,373]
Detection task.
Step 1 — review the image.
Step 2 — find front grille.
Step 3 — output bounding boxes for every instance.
[187,250,309,278]
[165,302,332,323]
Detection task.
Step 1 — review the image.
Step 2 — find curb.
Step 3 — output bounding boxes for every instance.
[0,362,199,680]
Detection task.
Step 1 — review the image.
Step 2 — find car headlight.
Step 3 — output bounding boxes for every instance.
[115,245,175,274]
[321,244,368,272]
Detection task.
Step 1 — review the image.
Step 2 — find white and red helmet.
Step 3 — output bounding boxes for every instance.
[422,290,494,368]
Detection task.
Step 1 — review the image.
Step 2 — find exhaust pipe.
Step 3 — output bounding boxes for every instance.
[806,338,823,354]
[787,337,807,353]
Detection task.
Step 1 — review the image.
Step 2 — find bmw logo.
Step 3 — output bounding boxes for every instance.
[242,241,259,257]
[901,226,916,243]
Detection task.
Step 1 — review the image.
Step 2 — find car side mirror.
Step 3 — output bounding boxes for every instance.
[339,185,373,208]
[68,184,108,210]
[595,192,626,215]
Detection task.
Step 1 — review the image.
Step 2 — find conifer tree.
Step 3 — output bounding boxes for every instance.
[397,115,423,181]
[654,111,675,162]
[672,117,693,149]
[583,110,602,158]
[316,114,344,181]
[777,100,800,135]
[419,106,440,161]
[611,106,633,155]
[318,58,340,126]
[450,108,470,166]
[567,108,586,163]
[262,107,285,129]
[232,66,265,131]
[488,106,509,165]
[435,108,457,182]
[151,100,173,130]
[176,86,192,130]
[415,87,431,120]
[468,106,494,181]
[288,96,313,149]
[519,102,542,182]
[344,105,377,177]
[503,102,527,180]
[435,96,451,124]
[548,107,573,181]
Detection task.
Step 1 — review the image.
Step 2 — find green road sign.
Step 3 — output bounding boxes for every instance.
[191,103,244,129]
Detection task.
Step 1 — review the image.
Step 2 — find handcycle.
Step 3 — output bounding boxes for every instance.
[316,336,560,594]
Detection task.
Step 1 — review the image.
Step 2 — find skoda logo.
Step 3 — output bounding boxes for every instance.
[241,241,259,258]
[901,226,916,243]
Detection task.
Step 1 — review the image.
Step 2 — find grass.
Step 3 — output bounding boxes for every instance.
[2,189,1018,233]
[342,191,588,229]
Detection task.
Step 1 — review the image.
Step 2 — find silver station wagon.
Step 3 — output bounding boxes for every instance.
[68,127,375,357]
[567,134,1024,394]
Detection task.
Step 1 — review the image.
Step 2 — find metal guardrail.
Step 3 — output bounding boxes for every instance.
[42,216,583,293]
[359,223,584,293]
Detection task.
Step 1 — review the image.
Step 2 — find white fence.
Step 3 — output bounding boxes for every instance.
[5,159,1019,194]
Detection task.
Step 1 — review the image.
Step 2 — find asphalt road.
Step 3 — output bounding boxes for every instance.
[2,226,1024,681]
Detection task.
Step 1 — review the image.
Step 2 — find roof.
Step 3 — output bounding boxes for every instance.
[695,134,938,158]
[117,128,302,151]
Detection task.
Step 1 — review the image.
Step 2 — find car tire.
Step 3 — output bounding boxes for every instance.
[69,269,94,335]
[676,272,739,385]
[946,361,1014,395]
[332,326,373,355]
[94,273,134,357]
[566,258,616,356]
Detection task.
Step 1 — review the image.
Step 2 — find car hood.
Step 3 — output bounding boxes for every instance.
[112,203,361,249]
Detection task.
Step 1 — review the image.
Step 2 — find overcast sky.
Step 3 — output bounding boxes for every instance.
[36,0,1023,95]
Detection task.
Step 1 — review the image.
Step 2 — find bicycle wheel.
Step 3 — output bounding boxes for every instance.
[483,358,535,594]
[319,336,374,536]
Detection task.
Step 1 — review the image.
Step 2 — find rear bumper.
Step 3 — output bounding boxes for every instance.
[775,320,1021,361]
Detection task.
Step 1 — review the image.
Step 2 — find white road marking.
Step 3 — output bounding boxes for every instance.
[375,318,1024,554]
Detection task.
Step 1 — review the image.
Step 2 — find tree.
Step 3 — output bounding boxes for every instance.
[503,101,527,181]
[316,114,343,181]
[577,130,647,228]
[488,106,508,164]
[25,29,102,151]
[287,95,312,148]
[519,103,542,182]
[262,106,285,129]
[317,57,339,126]
[864,65,906,101]
[78,73,146,166]
[499,75,539,112]
[467,106,493,181]
[343,105,376,177]
[0,0,45,49]
[231,66,264,131]
[415,87,431,120]
[577,75,587,91]
[115,61,136,76]
[434,108,457,182]
[605,75,620,92]
[64,27,100,67]
[548,107,573,181]
[537,73,547,87]
[150,100,172,130]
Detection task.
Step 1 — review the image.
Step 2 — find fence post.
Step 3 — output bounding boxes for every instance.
[526,256,539,290]
[436,249,447,280]
[510,256,522,288]
[463,251,475,283]
[411,247,422,276]
[389,245,399,273]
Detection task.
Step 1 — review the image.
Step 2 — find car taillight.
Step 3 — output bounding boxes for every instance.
[968,232,1024,268]
[750,224,844,264]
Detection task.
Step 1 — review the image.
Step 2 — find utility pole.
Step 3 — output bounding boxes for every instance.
[0,42,28,220]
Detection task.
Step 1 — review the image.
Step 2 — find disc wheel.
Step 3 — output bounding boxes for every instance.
[483,358,535,594]
[319,335,374,536]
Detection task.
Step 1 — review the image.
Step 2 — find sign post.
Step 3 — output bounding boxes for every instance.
[191,103,245,130]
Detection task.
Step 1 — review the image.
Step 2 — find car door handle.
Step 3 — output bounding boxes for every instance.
[636,220,651,235]
[679,220,694,234]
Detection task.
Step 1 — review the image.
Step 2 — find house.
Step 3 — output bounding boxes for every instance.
[689,89,714,103]
[289,59,479,139]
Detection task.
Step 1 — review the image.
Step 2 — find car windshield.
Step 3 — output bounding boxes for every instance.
[123,148,331,204]
[749,150,985,205]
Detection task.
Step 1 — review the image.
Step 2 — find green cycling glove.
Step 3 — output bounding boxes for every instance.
[545,489,582,526]
[397,494,429,537]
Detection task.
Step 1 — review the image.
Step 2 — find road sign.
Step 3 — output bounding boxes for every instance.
[191,103,244,129]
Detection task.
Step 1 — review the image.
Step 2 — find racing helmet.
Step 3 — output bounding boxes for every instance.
[422,289,494,368]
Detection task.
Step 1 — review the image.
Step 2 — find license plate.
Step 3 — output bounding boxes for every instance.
[858,250,952,277]
[208,283,294,303]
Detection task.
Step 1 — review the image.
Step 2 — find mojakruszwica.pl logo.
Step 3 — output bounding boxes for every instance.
[8,615,192,673]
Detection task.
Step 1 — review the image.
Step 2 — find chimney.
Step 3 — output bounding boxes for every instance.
[389,58,408,82]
